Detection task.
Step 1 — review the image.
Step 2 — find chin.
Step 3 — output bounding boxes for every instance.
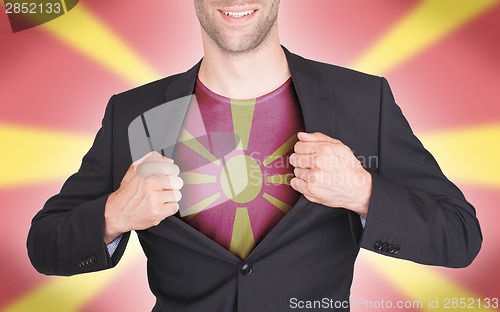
[218,35,263,54]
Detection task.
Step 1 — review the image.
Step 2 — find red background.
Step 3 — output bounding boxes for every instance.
[1,1,499,311]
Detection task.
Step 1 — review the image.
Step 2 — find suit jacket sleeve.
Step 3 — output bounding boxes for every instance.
[27,96,130,276]
[357,77,482,268]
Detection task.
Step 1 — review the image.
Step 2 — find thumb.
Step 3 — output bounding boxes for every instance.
[124,151,168,181]
[298,132,340,143]
[134,151,161,166]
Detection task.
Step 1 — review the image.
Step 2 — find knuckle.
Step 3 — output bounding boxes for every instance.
[309,171,319,184]
[167,163,180,176]
[173,176,184,189]
[141,177,156,188]
[166,202,179,215]
[138,162,152,171]
[338,144,352,156]
[317,144,329,154]
[163,176,173,189]
[173,190,182,202]
[312,156,322,168]
[294,142,302,153]
[309,167,321,176]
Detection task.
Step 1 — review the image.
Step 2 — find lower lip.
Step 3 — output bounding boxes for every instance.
[219,10,258,24]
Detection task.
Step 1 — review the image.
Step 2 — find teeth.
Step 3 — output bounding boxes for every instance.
[222,10,255,18]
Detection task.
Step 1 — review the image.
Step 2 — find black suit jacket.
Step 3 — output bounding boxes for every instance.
[27,47,482,311]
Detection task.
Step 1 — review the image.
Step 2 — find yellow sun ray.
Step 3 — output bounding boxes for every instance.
[3,233,143,312]
[178,129,221,166]
[231,99,256,151]
[263,193,293,214]
[180,172,217,184]
[351,0,499,74]
[360,250,497,312]
[230,207,255,260]
[266,174,294,185]
[418,124,500,188]
[263,128,303,166]
[181,193,221,218]
[0,124,93,188]
[41,3,162,85]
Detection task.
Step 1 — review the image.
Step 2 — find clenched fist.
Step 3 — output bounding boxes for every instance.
[289,132,371,218]
[104,151,184,244]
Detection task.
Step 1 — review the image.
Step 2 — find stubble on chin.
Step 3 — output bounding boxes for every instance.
[195,1,280,55]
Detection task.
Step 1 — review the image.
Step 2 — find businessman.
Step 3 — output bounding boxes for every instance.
[28,1,482,311]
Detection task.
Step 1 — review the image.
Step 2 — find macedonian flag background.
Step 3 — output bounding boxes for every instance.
[1,1,499,311]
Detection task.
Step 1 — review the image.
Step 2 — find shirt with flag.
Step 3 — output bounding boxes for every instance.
[172,77,304,260]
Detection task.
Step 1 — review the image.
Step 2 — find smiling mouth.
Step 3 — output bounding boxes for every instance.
[219,9,257,18]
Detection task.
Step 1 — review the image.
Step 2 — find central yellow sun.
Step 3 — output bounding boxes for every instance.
[220,155,263,204]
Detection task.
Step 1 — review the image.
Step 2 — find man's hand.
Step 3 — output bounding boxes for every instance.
[104,151,183,244]
[289,132,371,218]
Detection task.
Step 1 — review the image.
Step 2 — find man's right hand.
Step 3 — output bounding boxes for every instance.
[104,151,183,244]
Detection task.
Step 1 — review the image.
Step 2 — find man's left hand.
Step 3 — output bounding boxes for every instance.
[289,132,372,219]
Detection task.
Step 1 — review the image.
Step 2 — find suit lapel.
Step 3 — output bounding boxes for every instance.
[128,62,201,161]
[163,60,201,102]
[283,47,336,137]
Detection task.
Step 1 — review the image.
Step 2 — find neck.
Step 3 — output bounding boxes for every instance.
[198,25,291,100]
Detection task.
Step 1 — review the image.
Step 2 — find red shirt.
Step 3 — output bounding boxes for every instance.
[173,77,304,259]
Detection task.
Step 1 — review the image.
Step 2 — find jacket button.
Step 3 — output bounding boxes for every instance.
[392,245,400,254]
[374,241,383,251]
[89,256,97,265]
[240,263,253,276]
[80,259,87,268]
[388,244,395,253]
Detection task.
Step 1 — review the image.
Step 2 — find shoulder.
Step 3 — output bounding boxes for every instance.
[113,73,183,104]
[288,51,383,92]
[106,70,193,125]
[93,73,182,137]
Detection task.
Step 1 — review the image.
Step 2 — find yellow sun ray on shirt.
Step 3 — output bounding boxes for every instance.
[230,207,255,260]
[263,128,303,166]
[351,0,499,75]
[3,233,143,312]
[263,193,293,214]
[181,193,221,218]
[266,174,294,185]
[360,250,497,312]
[180,172,217,184]
[178,129,221,166]
[231,99,256,151]
[41,3,162,85]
